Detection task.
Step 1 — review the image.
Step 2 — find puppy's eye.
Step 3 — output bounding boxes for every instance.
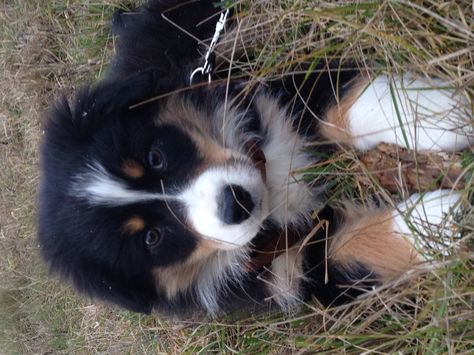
[147,149,167,170]
[144,228,162,248]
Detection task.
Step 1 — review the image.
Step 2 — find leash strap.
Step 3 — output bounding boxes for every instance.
[190,7,230,84]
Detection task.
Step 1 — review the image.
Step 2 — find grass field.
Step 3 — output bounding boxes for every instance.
[1,0,473,353]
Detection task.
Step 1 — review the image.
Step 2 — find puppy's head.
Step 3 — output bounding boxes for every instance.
[38,71,268,313]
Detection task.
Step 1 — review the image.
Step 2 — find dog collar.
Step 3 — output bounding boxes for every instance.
[190,6,230,85]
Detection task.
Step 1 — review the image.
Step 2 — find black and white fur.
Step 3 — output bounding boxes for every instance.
[38,0,472,315]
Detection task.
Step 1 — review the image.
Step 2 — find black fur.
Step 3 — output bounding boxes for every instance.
[110,0,219,81]
[301,206,379,307]
[38,0,372,315]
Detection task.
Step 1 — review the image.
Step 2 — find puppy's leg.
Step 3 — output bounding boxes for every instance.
[329,190,463,286]
[393,189,465,258]
[321,74,473,152]
[267,245,305,310]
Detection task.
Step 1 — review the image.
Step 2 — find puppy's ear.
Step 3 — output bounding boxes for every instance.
[110,0,222,79]
[111,9,127,35]
[43,70,165,144]
[72,258,158,314]
[75,69,165,120]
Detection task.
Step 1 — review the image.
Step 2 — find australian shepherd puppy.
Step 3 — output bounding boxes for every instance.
[38,0,472,315]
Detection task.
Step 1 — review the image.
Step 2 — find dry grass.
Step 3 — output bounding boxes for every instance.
[0,0,473,353]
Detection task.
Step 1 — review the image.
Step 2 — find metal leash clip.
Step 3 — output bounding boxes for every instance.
[190,8,230,85]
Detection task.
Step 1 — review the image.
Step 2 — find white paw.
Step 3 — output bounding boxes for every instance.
[266,249,304,311]
[393,190,464,258]
[350,75,473,152]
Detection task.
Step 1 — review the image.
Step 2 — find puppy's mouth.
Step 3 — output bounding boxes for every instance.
[246,140,266,184]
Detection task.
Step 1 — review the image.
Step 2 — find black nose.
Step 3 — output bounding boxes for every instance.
[218,184,255,225]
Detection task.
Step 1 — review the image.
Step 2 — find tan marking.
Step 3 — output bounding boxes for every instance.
[329,207,421,281]
[157,97,233,165]
[122,160,145,179]
[320,75,369,145]
[153,239,219,299]
[122,216,146,235]
[190,132,233,164]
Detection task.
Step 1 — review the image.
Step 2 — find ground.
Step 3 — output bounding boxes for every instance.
[0,0,473,353]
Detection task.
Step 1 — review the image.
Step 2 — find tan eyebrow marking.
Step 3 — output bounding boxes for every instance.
[122,160,145,179]
[123,216,146,235]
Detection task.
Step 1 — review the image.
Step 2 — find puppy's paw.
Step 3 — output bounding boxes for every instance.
[409,80,473,152]
[393,189,465,258]
[348,75,473,152]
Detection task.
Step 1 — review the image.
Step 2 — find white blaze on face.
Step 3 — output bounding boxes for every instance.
[72,162,267,250]
[71,163,180,206]
[179,164,268,250]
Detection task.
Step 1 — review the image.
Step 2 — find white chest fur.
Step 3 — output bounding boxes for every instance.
[254,95,318,228]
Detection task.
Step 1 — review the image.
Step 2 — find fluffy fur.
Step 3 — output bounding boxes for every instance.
[38,0,472,315]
